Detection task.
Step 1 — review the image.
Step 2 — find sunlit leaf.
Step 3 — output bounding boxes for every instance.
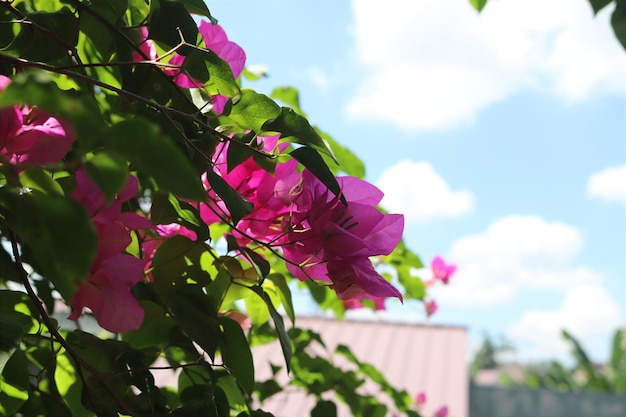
[262,107,336,160]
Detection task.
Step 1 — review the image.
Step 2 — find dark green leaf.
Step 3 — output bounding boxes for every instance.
[253,287,292,373]
[150,192,209,241]
[267,273,295,325]
[311,400,337,417]
[180,0,216,20]
[170,285,221,360]
[6,7,79,62]
[612,1,626,50]
[290,147,346,205]
[0,189,97,301]
[84,152,129,204]
[589,0,613,14]
[107,118,206,201]
[262,107,336,160]
[0,350,29,415]
[149,0,198,55]
[229,89,281,132]
[219,316,255,394]
[205,169,253,224]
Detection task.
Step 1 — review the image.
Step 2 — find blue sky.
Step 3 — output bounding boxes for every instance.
[207,0,626,363]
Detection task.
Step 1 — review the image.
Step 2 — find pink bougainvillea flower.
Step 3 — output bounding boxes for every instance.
[281,170,404,301]
[0,75,75,166]
[431,255,456,285]
[69,169,152,332]
[132,26,157,62]
[167,20,246,89]
[424,299,438,317]
[198,20,246,78]
[434,405,449,417]
[68,254,147,332]
[415,392,427,406]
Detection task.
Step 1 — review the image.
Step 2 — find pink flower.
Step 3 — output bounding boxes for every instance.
[434,405,449,417]
[415,392,427,406]
[69,169,152,332]
[219,310,251,332]
[132,27,157,62]
[424,299,438,317]
[282,171,404,301]
[167,21,246,88]
[68,254,147,332]
[0,76,75,166]
[431,255,456,284]
[343,297,386,310]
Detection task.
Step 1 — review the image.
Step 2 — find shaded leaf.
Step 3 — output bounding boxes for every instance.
[205,169,253,224]
[149,0,198,55]
[290,147,346,205]
[0,189,97,301]
[107,118,206,201]
[84,151,128,204]
[219,317,255,394]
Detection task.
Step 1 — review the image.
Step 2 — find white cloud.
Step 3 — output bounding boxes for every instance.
[346,0,626,132]
[429,215,602,307]
[507,284,624,361]
[376,160,475,221]
[586,164,626,207]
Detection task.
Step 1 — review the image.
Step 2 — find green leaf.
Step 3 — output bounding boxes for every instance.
[612,1,626,50]
[253,287,292,373]
[267,273,295,325]
[216,375,247,412]
[0,350,29,416]
[469,0,489,12]
[271,86,304,115]
[589,0,613,14]
[150,192,209,241]
[204,169,253,224]
[0,189,97,301]
[183,49,241,97]
[262,107,336,160]
[180,0,216,20]
[6,7,79,62]
[170,285,221,360]
[290,147,346,205]
[219,317,255,394]
[316,128,365,178]
[149,0,198,55]
[18,168,64,196]
[84,152,129,204]
[106,118,206,201]
[228,89,281,132]
[122,301,176,349]
[311,400,337,417]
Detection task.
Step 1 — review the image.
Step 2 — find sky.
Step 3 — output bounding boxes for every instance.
[206,0,626,363]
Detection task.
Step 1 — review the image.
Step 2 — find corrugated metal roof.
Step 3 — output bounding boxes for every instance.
[253,316,468,417]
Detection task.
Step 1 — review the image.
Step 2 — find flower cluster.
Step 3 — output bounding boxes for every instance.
[0,76,75,167]
[68,170,153,332]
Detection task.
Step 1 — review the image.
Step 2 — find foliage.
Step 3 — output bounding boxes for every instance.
[497,327,626,394]
[0,1,431,416]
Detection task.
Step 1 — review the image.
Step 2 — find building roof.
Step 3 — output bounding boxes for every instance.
[252,316,468,417]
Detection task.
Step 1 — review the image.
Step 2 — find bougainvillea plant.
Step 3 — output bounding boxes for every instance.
[0,1,449,416]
